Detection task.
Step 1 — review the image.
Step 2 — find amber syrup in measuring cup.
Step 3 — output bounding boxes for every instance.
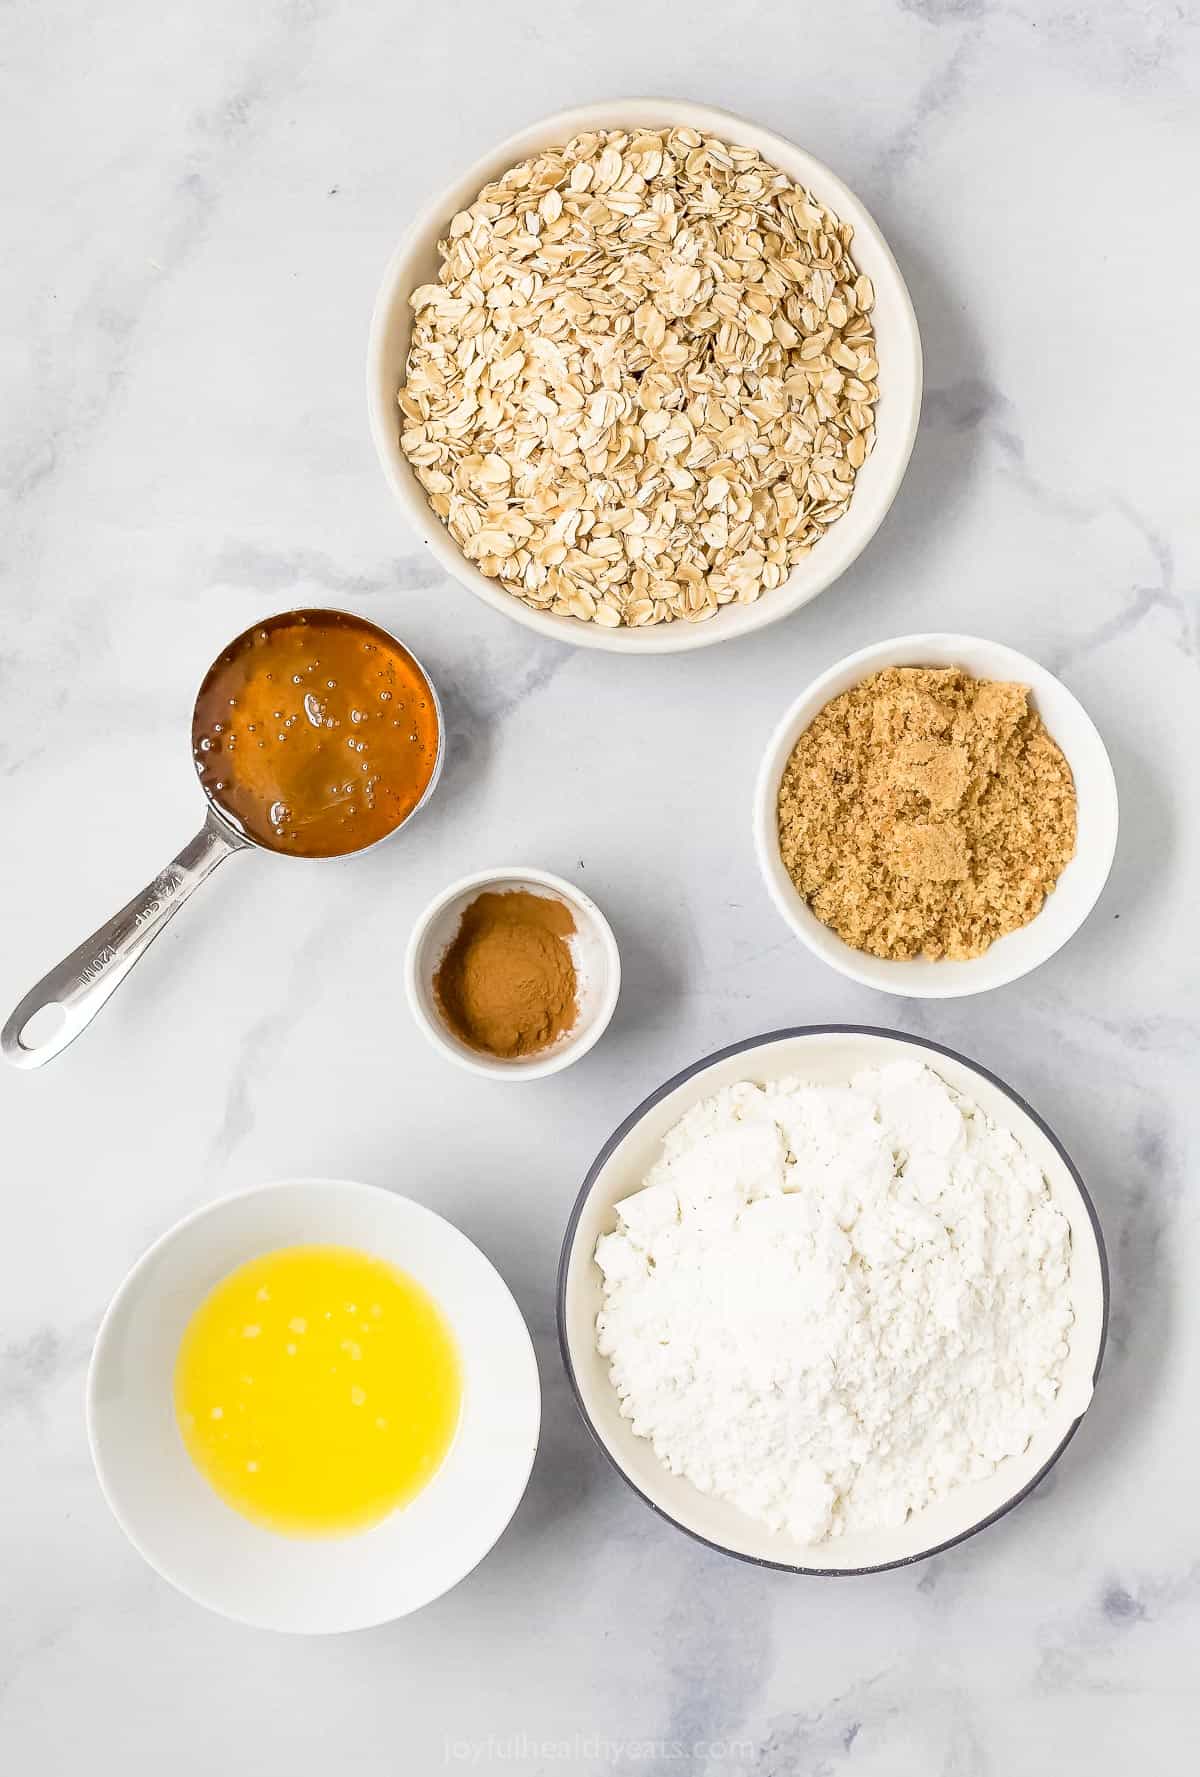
[191,610,440,858]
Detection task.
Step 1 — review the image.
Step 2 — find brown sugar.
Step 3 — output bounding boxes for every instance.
[433,890,578,1058]
[776,667,1077,961]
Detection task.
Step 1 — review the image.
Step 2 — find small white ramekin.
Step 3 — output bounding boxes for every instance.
[368,98,922,654]
[405,867,621,1078]
[753,634,1119,998]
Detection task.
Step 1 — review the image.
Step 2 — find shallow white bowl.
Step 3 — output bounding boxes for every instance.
[368,98,922,654]
[558,1026,1108,1574]
[88,1179,540,1633]
[406,867,621,1079]
[753,633,1119,997]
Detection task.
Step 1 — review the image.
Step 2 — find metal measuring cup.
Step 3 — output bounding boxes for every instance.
[2,609,445,1069]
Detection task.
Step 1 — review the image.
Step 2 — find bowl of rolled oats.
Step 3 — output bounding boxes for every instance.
[368,101,922,651]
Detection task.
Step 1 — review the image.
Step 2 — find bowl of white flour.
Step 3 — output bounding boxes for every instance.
[557,1027,1107,1573]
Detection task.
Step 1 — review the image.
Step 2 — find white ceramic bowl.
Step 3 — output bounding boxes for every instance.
[753,634,1119,997]
[368,98,922,654]
[87,1179,540,1633]
[558,1026,1108,1574]
[406,867,621,1079]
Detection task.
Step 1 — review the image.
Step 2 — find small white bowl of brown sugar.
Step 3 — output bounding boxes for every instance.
[753,635,1119,997]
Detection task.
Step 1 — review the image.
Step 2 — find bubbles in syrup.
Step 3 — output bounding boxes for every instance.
[191,612,437,858]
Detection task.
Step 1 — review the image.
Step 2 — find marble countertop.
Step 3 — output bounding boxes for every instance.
[3,1,1198,1770]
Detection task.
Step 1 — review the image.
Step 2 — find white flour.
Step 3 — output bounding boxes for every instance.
[594,1061,1073,1543]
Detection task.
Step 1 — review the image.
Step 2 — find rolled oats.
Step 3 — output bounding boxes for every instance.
[399,128,879,629]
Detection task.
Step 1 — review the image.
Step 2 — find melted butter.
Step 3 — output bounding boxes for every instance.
[174,1245,462,1537]
[192,609,439,857]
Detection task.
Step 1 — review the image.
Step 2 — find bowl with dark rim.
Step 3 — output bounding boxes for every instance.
[557,1026,1107,1574]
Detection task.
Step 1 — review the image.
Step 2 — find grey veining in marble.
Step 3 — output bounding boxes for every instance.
[2,1,1198,1770]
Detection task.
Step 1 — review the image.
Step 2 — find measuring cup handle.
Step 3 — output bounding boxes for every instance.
[2,811,248,1069]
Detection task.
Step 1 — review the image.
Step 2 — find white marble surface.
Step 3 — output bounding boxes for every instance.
[2,1,1198,1769]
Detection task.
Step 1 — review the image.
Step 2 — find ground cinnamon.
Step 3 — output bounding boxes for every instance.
[433,890,578,1058]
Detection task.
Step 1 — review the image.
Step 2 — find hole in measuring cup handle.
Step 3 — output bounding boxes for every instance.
[19,1003,68,1051]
